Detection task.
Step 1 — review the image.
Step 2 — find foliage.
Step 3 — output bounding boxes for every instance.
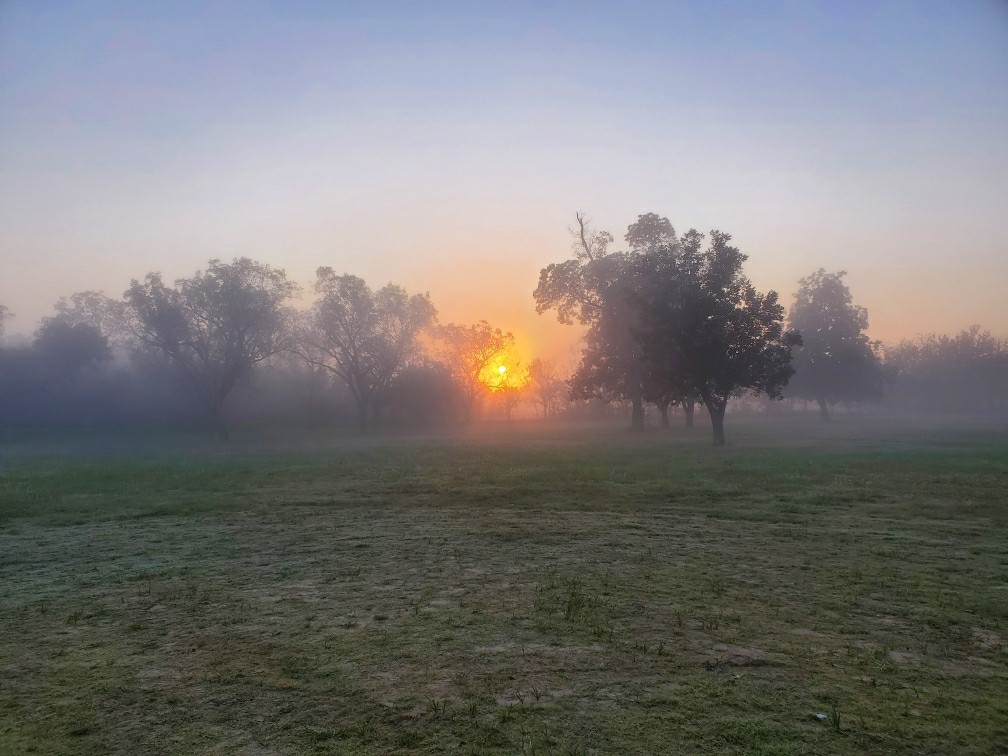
[624,212,676,253]
[33,319,111,381]
[634,229,800,445]
[535,214,648,428]
[786,269,883,418]
[884,326,1008,411]
[526,358,567,419]
[299,270,437,433]
[46,291,129,347]
[385,359,461,425]
[435,320,514,421]
[123,257,297,436]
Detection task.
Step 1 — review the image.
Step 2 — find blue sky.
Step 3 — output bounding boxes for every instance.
[2,0,1006,351]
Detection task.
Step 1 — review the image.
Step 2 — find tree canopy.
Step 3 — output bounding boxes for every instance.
[633,229,800,444]
[436,320,515,422]
[535,214,648,429]
[124,257,297,437]
[299,270,437,433]
[786,269,882,418]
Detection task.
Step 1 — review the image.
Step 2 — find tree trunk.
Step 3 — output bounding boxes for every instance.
[630,394,645,431]
[684,398,695,428]
[659,402,670,428]
[817,397,830,421]
[706,398,727,446]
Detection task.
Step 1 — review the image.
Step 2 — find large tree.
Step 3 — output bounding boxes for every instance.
[786,269,883,419]
[124,257,297,438]
[634,229,800,445]
[537,212,698,430]
[299,269,437,434]
[535,213,650,429]
[436,320,514,422]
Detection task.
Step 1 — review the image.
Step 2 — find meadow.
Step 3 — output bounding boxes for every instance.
[0,415,1005,754]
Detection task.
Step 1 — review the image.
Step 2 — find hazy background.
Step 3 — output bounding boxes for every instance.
[2,0,1007,362]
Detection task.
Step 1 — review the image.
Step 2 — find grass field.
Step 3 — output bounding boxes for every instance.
[1,415,1006,754]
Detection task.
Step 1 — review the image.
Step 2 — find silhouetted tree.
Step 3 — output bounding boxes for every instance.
[47,291,128,347]
[786,270,883,419]
[634,229,800,445]
[625,212,676,253]
[535,213,650,429]
[0,305,10,339]
[124,257,297,438]
[436,320,514,422]
[386,360,460,425]
[33,319,111,381]
[299,270,437,434]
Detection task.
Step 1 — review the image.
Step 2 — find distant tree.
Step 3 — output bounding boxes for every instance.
[436,320,515,422]
[299,270,437,434]
[0,304,10,339]
[124,257,297,438]
[526,358,567,419]
[786,270,883,419]
[386,359,460,425]
[33,319,111,381]
[487,361,526,422]
[884,326,1008,412]
[535,213,649,429]
[47,291,128,347]
[634,229,800,445]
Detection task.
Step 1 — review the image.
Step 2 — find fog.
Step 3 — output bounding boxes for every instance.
[1,2,1007,444]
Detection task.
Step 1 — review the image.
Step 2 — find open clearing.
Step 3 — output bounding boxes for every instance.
[1,416,1006,754]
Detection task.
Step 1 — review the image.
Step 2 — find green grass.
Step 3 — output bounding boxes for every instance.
[0,416,1006,754]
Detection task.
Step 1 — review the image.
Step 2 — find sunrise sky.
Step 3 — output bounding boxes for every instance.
[2,1,1006,361]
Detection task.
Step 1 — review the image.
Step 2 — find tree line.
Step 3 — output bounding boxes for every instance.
[1,213,1005,442]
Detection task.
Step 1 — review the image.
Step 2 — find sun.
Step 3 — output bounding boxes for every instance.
[497,365,507,374]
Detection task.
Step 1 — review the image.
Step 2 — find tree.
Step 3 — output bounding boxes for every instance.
[535,213,649,429]
[385,359,460,425]
[625,212,676,253]
[883,326,1007,412]
[0,305,10,339]
[526,358,567,419]
[47,291,128,347]
[487,361,526,422]
[33,319,111,381]
[299,270,437,434]
[124,257,297,438]
[634,229,800,445]
[786,269,883,419]
[436,320,515,422]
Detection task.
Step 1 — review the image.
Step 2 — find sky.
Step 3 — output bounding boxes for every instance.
[2,0,1006,361]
